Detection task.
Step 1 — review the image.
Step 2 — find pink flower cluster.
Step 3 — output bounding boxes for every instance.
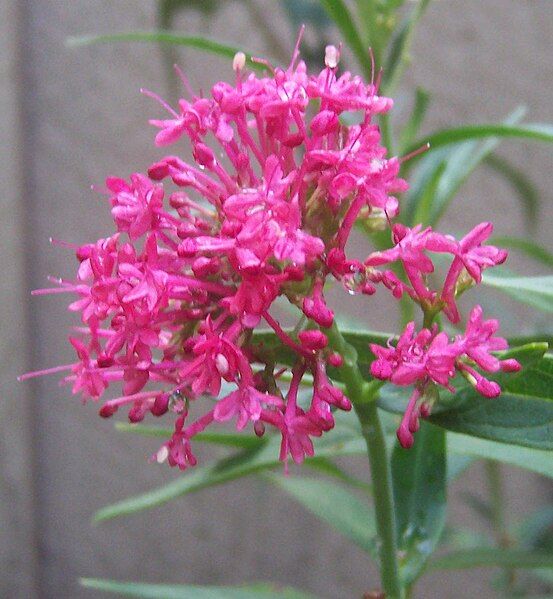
[24,36,517,464]
[370,306,520,447]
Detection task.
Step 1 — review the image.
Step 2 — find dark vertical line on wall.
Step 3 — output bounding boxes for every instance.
[13,0,42,596]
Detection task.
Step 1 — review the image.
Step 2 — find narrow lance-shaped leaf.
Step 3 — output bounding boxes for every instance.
[265,473,378,558]
[428,548,553,571]
[115,422,265,449]
[482,271,553,314]
[403,107,526,226]
[507,334,553,347]
[491,236,553,269]
[447,433,553,480]
[392,422,447,585]
[80,578,316,599]
[406,122,553,159]
[66,32,264,70]
[383,0,432,94]
[94,427,367,522]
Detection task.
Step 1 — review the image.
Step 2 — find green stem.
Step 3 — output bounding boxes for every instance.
[485,461,515,592]
[327,323,403,598]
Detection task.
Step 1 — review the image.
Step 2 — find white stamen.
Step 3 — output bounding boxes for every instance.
[233,51,246,72]
[325,45,340,69]
[156,445,169,464]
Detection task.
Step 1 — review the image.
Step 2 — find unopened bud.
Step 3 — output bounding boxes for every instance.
[128,405,146,423]
[476,378,501,398]
[298,330,328,351]
[328,352,343,368]
[99,403,118,418]
[151,393,170,417]
[397,424,414,449]
[500,358,521,373]
[254,420,265,437]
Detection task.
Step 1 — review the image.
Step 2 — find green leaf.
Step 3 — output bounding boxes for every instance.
[302,456,371,490]
[94,427,367,522]
[428,548,553,571]
[430,352,553,450]
[448,433,553,480]
[483,271,553,313]
[383,0,431,94]
[507,334,553,348]
[318,0,368,74]
[265,473,378,557]
[403,108,526,226]
[114,422,264,449]
[491,236,553,268]
[80,578,315,599]
[407,122,553,158]
[484,155,540,231]
[66,31,264,70]
[392,422,447,584]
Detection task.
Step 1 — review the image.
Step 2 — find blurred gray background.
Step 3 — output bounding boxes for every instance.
[1,1,552,597]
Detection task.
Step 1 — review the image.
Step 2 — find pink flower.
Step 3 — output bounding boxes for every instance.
[214,386,283,430]
[107,174,165,239]
[370,323,458,389]
[22,36,518,466]
[441,223,508,322]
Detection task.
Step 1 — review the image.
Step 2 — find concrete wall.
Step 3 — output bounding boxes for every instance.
[2,1,551,597]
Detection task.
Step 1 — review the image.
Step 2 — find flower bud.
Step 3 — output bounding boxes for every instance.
[500,358,521,373]
[128,404,146,423]
[151,393,170,417]
[476,378,501,398]
[328,352,343,368]
[99,403,118,418]
[303,295,334,329]
[254,420,265,437]
[397,424,414,449]
[298,330,328,351]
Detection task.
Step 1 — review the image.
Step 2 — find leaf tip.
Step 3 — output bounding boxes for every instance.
[65,36,83,48]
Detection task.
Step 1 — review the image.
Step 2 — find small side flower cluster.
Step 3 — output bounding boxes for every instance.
[369,306,520,447]
[23,34,518,465]
[357,221,519,446]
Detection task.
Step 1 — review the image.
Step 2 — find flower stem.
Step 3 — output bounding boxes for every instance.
[327,323,403,598]
[485,460,515,592]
